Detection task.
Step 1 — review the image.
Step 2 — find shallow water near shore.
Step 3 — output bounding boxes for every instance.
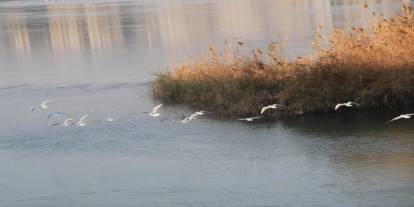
[1,0,414,206]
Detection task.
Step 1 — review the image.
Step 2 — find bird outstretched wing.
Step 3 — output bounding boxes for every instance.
[388,115,403,123]
[334,104,343,110]
[151,104,163,114]
[41,100,55,107]
[238,116,262,121]
[350,102,360,106]
[78,115,89,126]
[261,106,269,114]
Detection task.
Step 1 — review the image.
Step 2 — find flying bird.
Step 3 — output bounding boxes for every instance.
[181,111,207,123]
[261,104,285,114]
[46,112,67,123]
[62,118,74,126]
[388,113,414,123]
[149,104,163,117]
[106,118,114,122]
[181,116,193,123]
[193,111,208,116]
[189,111,206,119]
[237,116,263,122]
[78,115,89,126]
[39,100,56,109]
[334,101,360,110]
[181,114,197,123]
[30,106,35,112]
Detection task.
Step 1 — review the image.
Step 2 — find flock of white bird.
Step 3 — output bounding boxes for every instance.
[32,100,414,126]
[147,104,208,124]
[30,100,113,127]
[148,101,414,123]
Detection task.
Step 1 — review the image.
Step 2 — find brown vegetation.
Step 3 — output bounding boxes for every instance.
[152,5,414,118]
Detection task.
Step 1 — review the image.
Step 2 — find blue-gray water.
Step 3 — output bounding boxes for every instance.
[1,0,414,206]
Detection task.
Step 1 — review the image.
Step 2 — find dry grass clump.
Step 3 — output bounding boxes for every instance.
[153,5,414,117]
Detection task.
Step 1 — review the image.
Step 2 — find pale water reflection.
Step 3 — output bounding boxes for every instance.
[0,0,414,207]
[0,0,404,85]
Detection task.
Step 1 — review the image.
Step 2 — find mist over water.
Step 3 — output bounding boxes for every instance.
[1,0,414,206]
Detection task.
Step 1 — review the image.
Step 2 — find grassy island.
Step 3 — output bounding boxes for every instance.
[152,5,414,118]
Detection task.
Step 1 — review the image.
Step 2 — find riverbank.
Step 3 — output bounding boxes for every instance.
[153,5,414,118]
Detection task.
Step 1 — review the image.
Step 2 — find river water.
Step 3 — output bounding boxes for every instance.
[1,0,414,206]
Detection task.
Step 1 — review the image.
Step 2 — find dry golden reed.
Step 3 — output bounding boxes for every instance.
[152,5,414,118]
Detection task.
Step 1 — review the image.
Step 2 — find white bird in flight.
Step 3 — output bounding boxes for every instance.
[261,104,284,114]
[106,118,114,122]
[237,116,263,122]
[30,100,55,112]
[388,113,414,123]
[193,111,208,116]
[39,100,56,109]
[78,115,88,126]
[334,101,360,110]
[181,116,192,123]
[181,111,207,123]
[149,104,163,117]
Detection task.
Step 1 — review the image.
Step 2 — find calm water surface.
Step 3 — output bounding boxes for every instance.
[1,0,414,206]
